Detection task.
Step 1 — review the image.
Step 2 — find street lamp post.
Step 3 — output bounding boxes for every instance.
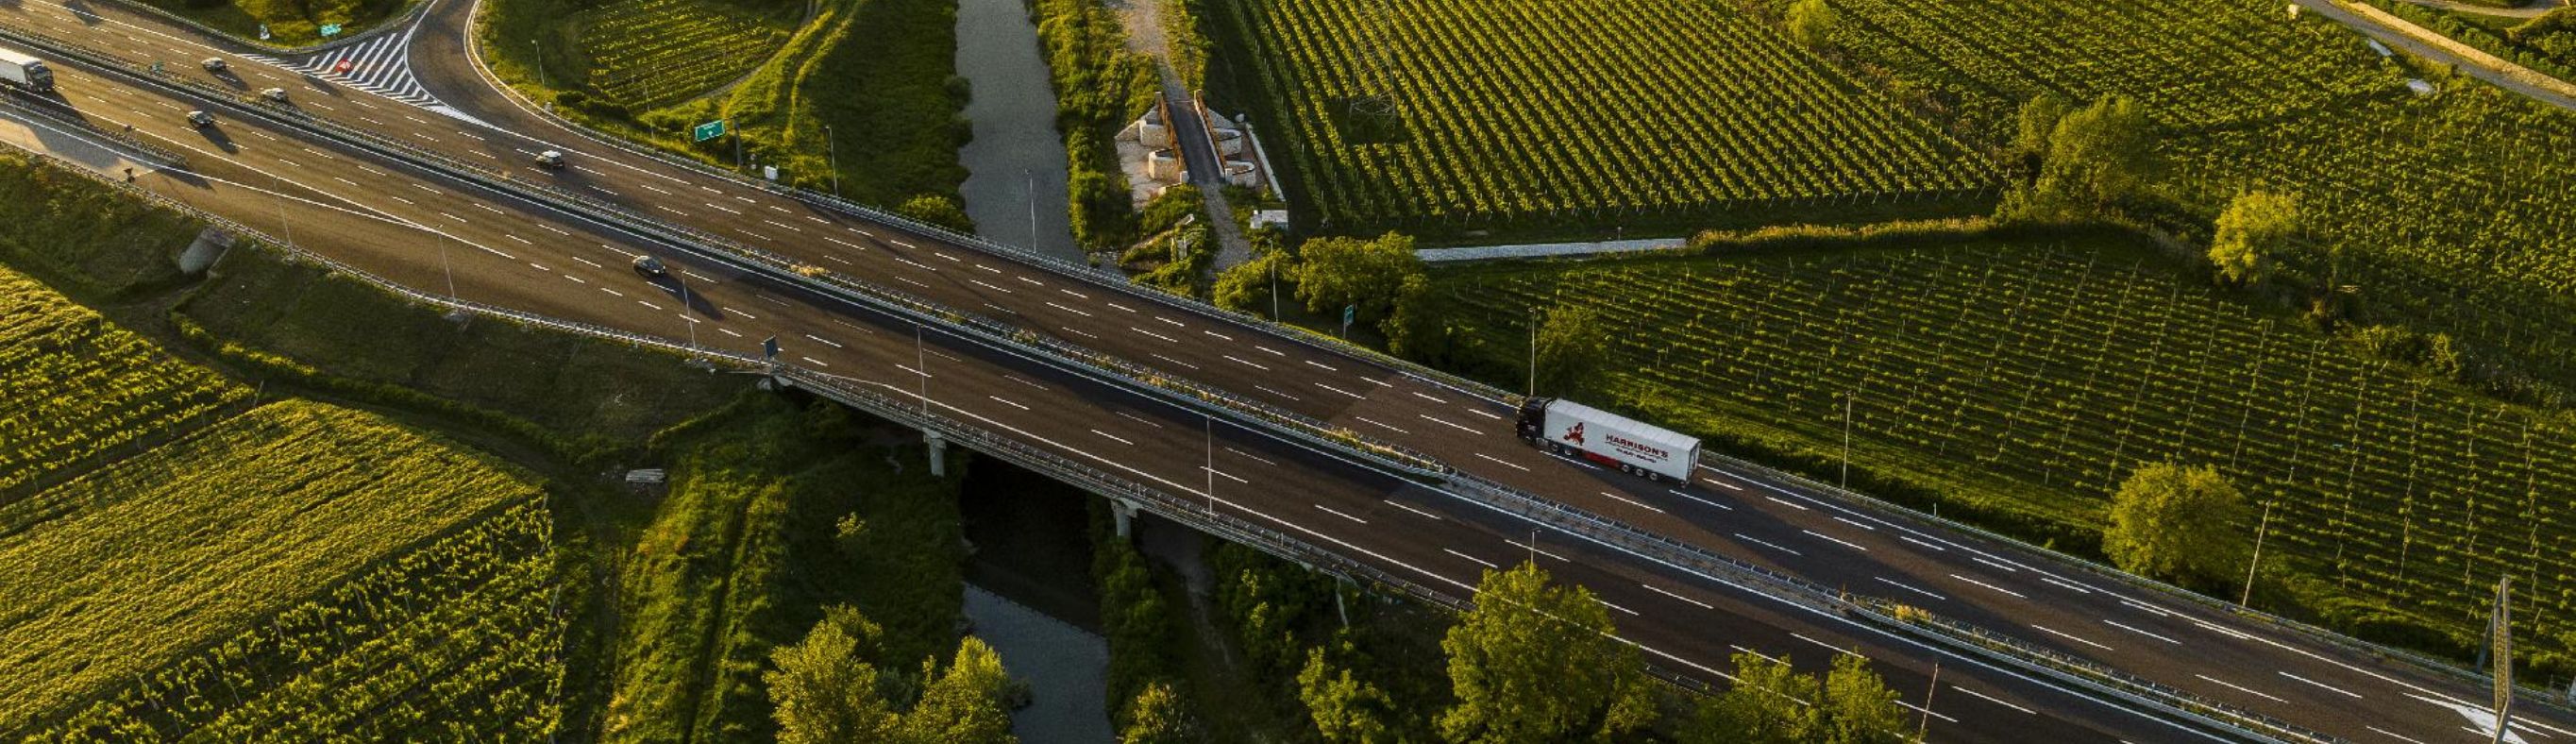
[530,40,546,88]
[1526,307,1539,397]
[1026,168,1038,249]
[825,124,841,197]
[2243,499,2275,606]
[1204,414,1216,513]
[916,324,930,418]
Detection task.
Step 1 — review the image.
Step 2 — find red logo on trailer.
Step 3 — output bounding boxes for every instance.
[332,59,355,75]
[1561,422,1585,445]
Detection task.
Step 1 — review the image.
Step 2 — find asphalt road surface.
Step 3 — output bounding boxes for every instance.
[0,2,2564,740]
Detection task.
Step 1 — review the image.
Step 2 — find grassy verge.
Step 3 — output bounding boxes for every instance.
[603,394,968,741]
[1029,0,1160,250]
[129,0,411,47]
[482,0,971,213]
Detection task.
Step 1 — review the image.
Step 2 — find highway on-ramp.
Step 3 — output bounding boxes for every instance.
[0,2,2561,740]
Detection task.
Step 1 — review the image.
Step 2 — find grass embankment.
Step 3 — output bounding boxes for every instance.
[1425,227,2576,671]
[483,0,972,217]
[129,0,408,47]
[602,395,968,741]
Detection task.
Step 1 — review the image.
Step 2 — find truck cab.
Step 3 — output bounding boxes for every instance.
[1515,397,1551,443]
[19,61,49,93]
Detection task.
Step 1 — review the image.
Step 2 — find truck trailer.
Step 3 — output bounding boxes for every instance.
[0,48,53,93]
[1515,397,1701,482]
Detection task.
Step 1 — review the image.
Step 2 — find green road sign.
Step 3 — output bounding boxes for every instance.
[692,119,728,143]
[318,24,342,37]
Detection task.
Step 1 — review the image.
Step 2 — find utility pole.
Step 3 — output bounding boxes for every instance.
[1269,258,1279,321]
[2491,576,2515,744]
[915,324,929,417]
[273,173,294,247]
[1918,661,1942,738]
[825,124,840,198]
[2242,499,2275,606]
[1527,307,1539,397]
[1841,392,1854,489]
[437,231,456,299]
[678,279,698,356]
[1204,414,1216,513]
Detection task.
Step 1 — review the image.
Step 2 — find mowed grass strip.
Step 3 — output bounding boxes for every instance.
[1432,240,2574,653]
[0,399,544,723]
[0,268,245,494]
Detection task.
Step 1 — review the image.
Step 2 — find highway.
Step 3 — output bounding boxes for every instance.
[0,1,2562,739]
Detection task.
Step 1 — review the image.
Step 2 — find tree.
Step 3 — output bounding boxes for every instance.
[1820,653,1910,744]
[767,606,894,744]
[895,194,976,234]
[2208,192,2303,286]
[1532,303,1609,397]
[1117,681,1193,744]
[2103,463,2250,590]
[1784,0,1841,48]
[892,636,1019,744]
[1680,652,1818,744]
[1294,232,1423,330]
[1299,649,1394,743]
[1211,247,1290,315]
[1437,563,1657,742]
[2010,94,2155,219]
[2011,93,2072,161]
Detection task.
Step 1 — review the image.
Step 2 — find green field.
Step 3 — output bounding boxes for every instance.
[489,0,968,207]
[0,269,246,494]
[1823,0,2576,400]
[1429,238,2575,661]
[1210,0,1993,239]
[0,398,549,731]
[1829,0,2397,133]
[574,0,800,110]
[37,502,562,740]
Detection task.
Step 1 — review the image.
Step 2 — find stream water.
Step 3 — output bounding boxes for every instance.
[953,0,1081,261]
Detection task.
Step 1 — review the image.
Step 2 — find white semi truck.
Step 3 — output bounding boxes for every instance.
[0,48,54,93]
[1515,397,1701,482]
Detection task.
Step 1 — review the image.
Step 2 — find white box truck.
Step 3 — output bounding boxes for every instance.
[0,48,53,93]
[1515,397,1701,482]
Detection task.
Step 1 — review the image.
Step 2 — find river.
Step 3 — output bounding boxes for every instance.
[953,0,1081,260]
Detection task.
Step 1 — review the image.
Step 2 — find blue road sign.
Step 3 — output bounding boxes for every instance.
[762,335,781,361]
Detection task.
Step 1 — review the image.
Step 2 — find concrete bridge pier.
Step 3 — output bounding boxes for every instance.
[924,430,949,477]
[1111,499,1139,538]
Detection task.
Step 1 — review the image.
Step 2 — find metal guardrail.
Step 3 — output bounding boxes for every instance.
[4,17,2489,737]
[0,20,1455,482]
[4,101,2319,743]
[1435,467,2326,742]
[0,89,184,166]
[98,0,426,58]
[1691,439,2576,716]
